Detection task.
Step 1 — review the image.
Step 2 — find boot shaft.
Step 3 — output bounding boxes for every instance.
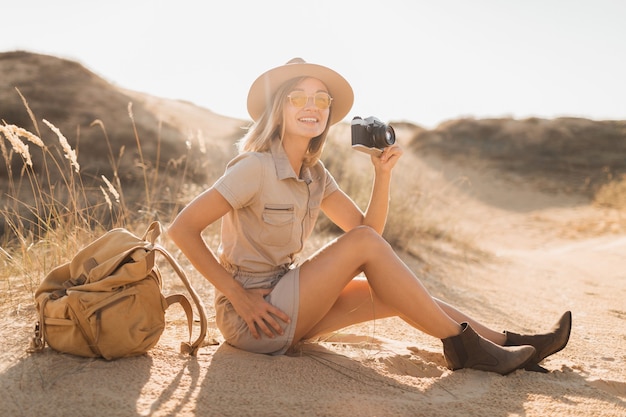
[442,322,535,375]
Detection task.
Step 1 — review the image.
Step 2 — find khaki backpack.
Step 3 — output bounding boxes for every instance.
[30,221,208,360]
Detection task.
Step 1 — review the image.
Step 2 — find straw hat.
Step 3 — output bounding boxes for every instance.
[247,58,354,125]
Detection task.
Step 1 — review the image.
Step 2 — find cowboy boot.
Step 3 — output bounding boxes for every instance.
[504,311,572,372]
[442,322,536,375]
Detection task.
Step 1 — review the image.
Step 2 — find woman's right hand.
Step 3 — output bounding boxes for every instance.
[229,287,291,339]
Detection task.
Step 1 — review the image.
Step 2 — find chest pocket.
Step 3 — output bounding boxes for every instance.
[260,204,295,246]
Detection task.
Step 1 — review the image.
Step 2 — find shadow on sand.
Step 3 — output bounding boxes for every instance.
[2,339,624,416]
[191,341,626,416]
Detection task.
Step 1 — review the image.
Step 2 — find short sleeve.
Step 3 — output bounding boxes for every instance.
[213,153,264,209]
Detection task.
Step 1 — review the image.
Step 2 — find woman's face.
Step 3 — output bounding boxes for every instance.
[282,77,330,141]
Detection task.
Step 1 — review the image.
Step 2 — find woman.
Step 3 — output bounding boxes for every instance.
[168,58,571,375]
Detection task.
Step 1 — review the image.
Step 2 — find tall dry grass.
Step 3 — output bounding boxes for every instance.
[594,173,626,210]
[0,98,203,311]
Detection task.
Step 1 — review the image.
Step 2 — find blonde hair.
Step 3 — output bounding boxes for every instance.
[238,77,332,168]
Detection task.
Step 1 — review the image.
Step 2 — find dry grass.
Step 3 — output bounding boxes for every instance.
[594,173,626,210]
[0,98,208,313]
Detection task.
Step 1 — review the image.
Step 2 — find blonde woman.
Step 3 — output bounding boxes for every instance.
[168,58,570,374]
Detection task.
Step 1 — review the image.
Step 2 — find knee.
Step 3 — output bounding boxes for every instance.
[347,225,378,238]
[346,226,390,251]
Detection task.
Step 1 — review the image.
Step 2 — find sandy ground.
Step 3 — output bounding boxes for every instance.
[2,143,626,417]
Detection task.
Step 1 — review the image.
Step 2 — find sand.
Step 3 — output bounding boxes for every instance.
[2,135,625,417]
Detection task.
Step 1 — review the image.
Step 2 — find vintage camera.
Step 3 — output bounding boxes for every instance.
[351,116,396,155]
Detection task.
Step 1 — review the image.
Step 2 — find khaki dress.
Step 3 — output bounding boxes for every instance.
[213,138,338,354]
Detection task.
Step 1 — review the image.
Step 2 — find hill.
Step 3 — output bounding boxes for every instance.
[403,117,626,203]
[0,51,245,235]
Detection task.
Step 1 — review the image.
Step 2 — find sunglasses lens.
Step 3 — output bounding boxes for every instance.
[289,92,308,107]
[314,93,332,109]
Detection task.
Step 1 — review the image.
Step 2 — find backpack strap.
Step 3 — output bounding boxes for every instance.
[143,221,162,245]
[143,220,208,355]
[28,298,48,353]
[165,294,195,346]
[154,244,208,356]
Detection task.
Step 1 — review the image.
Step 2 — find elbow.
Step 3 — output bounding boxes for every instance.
[167,214,207,252]
[361,219,385,236]
[166,217,185,247]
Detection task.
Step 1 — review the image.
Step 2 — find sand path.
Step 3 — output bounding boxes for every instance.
[1,148,625,417]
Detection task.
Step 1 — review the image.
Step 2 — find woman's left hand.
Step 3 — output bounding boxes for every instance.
[371,144,403,173]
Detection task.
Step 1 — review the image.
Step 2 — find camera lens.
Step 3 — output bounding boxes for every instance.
[384,126,395,146]
[372,125,395,148]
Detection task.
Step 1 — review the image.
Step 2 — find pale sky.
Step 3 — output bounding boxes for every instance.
[2,0,625,127]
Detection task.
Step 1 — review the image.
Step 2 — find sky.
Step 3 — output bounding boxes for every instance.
[2,0,625,128]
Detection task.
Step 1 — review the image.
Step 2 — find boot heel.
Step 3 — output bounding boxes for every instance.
[504,311,572,369]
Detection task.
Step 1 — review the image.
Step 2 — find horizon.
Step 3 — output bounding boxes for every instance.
[2,0,625,128]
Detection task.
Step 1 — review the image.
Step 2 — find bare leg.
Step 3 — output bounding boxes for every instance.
[303,277,395,339]
[434,299,507,345]
[293,226,462,345]
[291,231,537,375]
[302,278,506,345]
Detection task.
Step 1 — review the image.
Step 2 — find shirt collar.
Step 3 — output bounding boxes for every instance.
[270,138,312,183]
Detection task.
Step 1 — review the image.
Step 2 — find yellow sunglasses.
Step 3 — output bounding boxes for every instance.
[287,91,333,109]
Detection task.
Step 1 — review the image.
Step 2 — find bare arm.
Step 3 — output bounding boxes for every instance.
[168,188,239,298]
[321,145,403,234]
[167,187,290,339]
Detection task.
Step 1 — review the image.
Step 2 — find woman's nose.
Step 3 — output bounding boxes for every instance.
[303,96,315,108]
